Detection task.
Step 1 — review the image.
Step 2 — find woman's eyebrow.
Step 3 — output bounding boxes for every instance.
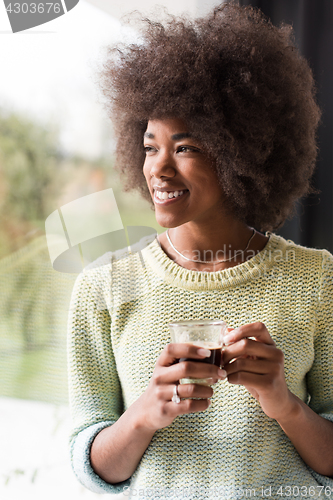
[171,133,192,141]
[143,132,192,140]
[143,132,191,141]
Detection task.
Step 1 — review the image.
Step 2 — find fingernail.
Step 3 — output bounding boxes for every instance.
[224,330,237,343]
[206,377,218,385]
[218,369,227,379]
[197,348,211,357]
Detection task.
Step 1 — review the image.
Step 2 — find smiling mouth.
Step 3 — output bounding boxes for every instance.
[154,189,189,204]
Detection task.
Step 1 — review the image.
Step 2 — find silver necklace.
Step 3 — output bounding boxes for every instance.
[166,228,256,264]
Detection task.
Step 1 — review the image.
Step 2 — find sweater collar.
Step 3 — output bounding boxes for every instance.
[142,232,286,291]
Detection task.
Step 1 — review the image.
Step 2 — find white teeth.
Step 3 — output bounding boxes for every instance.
[156,190,186,200]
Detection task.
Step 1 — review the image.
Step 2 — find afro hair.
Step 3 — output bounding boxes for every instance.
[99,1,321,231]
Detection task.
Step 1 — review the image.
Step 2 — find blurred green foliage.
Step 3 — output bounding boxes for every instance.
[0,109,162,403]
[0,111,61,223]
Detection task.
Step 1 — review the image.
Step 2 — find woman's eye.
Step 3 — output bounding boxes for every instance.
[177,146,200,153]
[143,146,155,154]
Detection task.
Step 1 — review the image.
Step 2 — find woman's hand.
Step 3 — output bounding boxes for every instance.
[91,344,225,484]
[138,343,226,431]
[223,322,293,421]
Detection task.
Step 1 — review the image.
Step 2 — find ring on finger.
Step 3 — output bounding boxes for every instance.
[171,384,181,404]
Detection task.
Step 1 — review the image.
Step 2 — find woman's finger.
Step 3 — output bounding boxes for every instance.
[157,342,214,367]
[224,322,275,346]
[168,397,211,416]
[226,370,269,388]
[154,360,226,384]
[224,357,282,376]
[166,383,214,401]
[223,338,279,364]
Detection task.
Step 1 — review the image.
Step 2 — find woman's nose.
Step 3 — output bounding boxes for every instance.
[149,150,176,179]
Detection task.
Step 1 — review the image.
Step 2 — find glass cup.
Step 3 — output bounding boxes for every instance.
[168,319,227,386]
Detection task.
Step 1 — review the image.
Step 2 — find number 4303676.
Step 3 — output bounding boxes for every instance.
[6,3,61,14]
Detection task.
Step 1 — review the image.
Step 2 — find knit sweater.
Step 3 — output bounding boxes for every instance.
[68,233,333,499]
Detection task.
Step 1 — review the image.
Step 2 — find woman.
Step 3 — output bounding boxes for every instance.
[68,3,333,498]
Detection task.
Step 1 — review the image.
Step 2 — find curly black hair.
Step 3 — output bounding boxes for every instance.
[99,1,321,231]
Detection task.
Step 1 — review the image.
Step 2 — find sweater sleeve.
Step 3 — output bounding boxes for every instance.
[306,250,333,486]
[67,265,131,494]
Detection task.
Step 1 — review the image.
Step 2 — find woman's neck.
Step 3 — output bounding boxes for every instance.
[158,220,269,272]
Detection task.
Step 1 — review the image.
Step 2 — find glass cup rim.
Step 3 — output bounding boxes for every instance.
[168,319,226,328]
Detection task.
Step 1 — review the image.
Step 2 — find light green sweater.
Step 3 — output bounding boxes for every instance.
[68,233,333,499]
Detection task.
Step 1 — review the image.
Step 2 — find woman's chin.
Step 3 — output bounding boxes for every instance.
[154,212,184,229]
[155,219,180,229]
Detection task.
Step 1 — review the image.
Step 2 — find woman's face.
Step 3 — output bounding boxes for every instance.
[143,117,226,228]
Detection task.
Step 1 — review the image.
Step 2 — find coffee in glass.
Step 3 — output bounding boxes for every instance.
[169,319,226,385]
